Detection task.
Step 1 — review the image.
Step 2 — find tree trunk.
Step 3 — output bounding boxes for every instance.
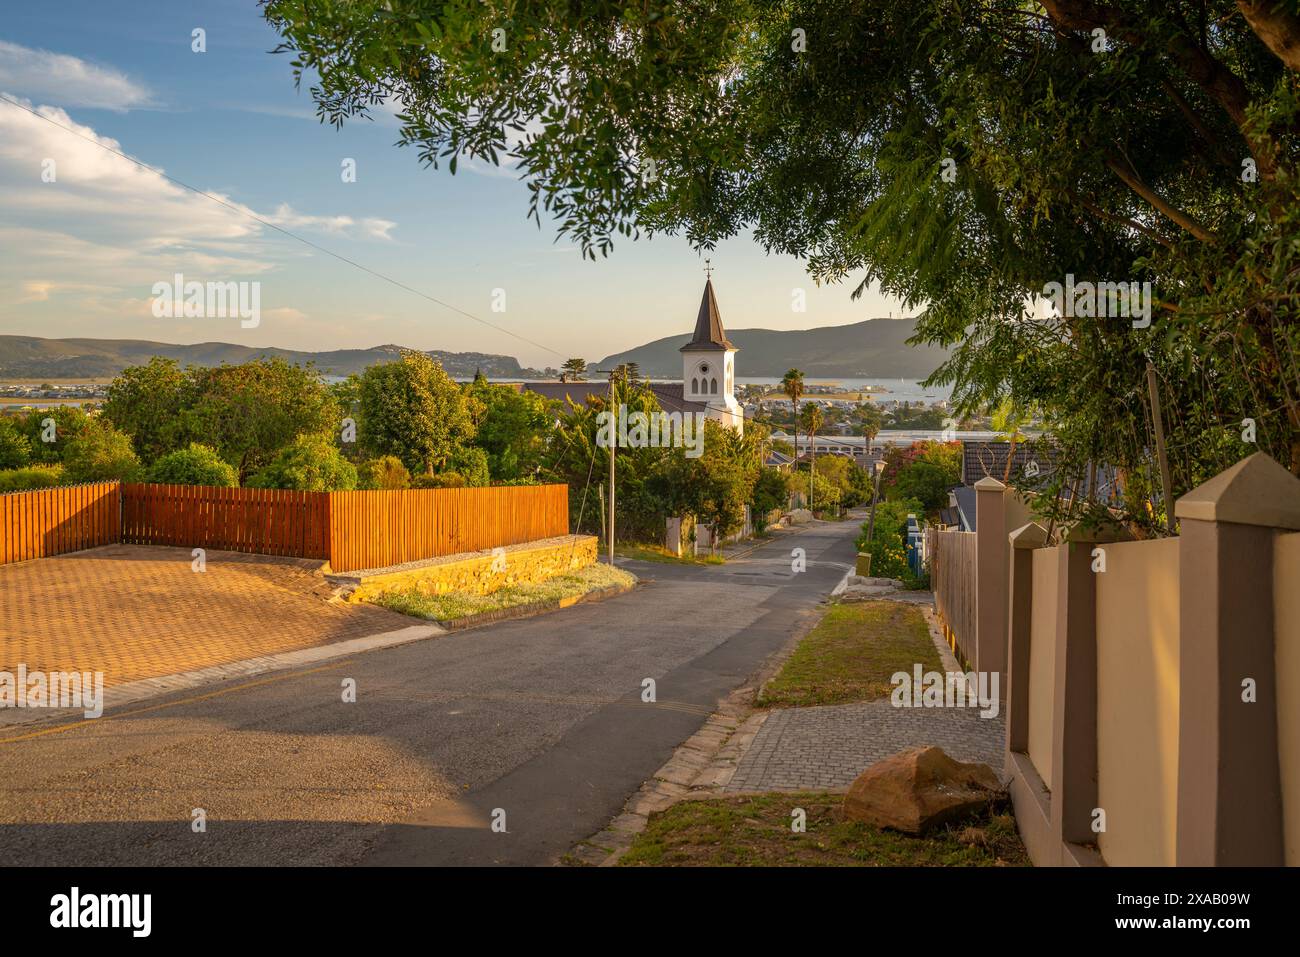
[1238,1,1300,72]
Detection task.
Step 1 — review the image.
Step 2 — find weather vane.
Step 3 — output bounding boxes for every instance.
[704,258,713,280]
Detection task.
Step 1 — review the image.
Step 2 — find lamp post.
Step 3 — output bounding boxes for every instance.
[866,457,886,543]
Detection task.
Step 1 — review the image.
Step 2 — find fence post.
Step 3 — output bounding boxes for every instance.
[1006,522,1048,757]
[1174,453,1300,866]
[974,476,1008,681]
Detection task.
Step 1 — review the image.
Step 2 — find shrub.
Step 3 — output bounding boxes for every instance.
[60,419,140,483]
[412,471,466,489]
[0,419,32,469]
[146,443,238,487]
[357,455,411,490]
[248,435,357,491]
[0,465,64,492]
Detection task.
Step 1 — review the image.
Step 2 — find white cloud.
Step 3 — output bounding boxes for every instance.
[0,97,400,328]
[0,40,154,111]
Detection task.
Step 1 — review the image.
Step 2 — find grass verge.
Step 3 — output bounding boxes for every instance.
[370,561,636,622]
[617,792,1028,866]
[615,543,725,565]
[756,599,942,708]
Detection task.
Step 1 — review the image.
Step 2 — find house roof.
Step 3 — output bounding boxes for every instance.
[679,279,736,352]
[515,381,709,417]
[952,485,978,531]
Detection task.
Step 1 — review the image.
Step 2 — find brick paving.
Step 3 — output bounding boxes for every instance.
[726,697,1006,792]
[0,544,416,687]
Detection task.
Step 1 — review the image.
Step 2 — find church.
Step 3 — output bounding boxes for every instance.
[516,275,745,435]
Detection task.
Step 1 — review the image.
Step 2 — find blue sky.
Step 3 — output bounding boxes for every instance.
[0,0,908,368]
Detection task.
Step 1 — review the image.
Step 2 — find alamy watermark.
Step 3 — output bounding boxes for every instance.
[890,665,999,719]
[596,405,707,458]
[150,272,260,328]
[0,665,104,718]
[1041,274,1152,329]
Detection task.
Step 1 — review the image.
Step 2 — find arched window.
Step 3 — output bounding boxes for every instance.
[691,378,698,394]
[710,377,718,394]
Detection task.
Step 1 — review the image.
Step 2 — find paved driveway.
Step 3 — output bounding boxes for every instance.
[0,521,859,866]
[0,545,413,687]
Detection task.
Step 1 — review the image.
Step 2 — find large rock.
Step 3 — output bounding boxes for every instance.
[843,745,1000,835]
[787,508,814,525]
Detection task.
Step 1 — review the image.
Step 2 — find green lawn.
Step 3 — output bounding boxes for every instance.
[370,562,635,622]
[756,600,942,708]
[618,792,1028,867]
[615,543,725,565]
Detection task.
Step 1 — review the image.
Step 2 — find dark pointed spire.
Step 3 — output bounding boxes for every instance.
[680,278,736,352]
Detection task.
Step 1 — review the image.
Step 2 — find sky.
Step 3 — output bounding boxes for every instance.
[0,0,909,369]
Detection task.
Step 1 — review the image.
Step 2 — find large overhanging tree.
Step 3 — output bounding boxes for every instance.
[263,0,1300,532]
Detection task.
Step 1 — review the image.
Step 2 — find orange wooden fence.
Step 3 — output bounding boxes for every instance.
[120,483,330,558]
[327,484,570,572]
[0,481,569,570]
[0,481,121,565]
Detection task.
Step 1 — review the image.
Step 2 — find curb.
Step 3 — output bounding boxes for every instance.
[435,581,636,631]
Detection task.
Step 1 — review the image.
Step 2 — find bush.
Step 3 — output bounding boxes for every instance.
[60,419,139,483]
[411,471,466,489]
[0,419,32,469]
[146,443,238,487]
[0,465,64,492]
[447,446,490,487]
[750,468,791,530]
[357,455,411,490]
[248,435,358,491]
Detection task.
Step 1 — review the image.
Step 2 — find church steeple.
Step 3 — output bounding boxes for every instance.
[680,278,735,352]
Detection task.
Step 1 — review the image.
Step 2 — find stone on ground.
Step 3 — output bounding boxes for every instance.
[842,745,1000,835]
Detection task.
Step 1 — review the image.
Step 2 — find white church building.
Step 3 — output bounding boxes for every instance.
[680,278,744,434]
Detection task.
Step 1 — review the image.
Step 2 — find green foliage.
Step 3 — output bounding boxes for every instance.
[466,378,550,480]
[357,455,411,490]
[891,461,952,513]
[17,406,89,464]
[0,418,32,469]
[750,467,791,527]
[146,443,238,487]
[60,419,140,483]
[448,445,490,487]
[101,357,187,462]
[0,465,64,493]
[358,351,475,475]
[262,0,1300,527]
[248,435,357,491]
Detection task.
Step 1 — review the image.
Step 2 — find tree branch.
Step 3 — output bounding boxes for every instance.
[1237,0,1300,72]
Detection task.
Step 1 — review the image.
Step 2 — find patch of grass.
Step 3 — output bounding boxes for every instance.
[370,561,635,622]
[617,792,1029,867]
[616,543,724,565]
[756,600,942,708]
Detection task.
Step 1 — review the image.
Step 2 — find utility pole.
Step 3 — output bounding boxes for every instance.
[607,368,617,563]
[866,458,885,542]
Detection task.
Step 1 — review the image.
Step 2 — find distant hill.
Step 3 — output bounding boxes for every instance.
[0,336,546,380]
[598,318,947,379]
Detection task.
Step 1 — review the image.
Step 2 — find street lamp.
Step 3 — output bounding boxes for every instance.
[866,458,886,543]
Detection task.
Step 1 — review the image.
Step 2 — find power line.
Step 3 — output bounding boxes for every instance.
[0,92,568,362]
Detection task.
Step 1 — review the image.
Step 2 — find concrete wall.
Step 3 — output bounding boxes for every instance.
[1277,531,1300,866]
[1095,536,1181,866]
[1028,547,1058,789]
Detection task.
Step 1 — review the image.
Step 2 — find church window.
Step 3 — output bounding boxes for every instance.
[692,378,698,393]
[710,377,718,394]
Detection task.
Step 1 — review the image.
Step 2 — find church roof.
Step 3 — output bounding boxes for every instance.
[680,279,736,352]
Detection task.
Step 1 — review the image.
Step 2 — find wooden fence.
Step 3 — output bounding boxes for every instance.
[327,484,570,572]
[932,528,977,663]
[0,481,121,565]
[121,483,330,558]
[0,481,569,572]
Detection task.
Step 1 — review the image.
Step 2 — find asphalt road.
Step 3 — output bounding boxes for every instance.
[0,519,859,866]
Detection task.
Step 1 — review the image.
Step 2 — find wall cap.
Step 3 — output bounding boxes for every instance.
[1008,521,1049,549]
[1175,452,1300,530]
[973,476,1007,491]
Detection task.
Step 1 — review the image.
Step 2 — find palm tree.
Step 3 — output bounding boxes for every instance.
[801,402,823,513]
[561,357,588,382]
[781,368,805,482]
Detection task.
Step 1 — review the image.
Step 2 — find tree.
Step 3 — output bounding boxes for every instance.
[358,351,476,475]
[800,402,824,511]
[264,0,1300,531]
[146,443,239,487]
[181,358,340,483]
[782,368,805,467]
[60,419,139,483]
[560,358,588,382]
[466,377,550,480]
[891,460,952,514]
[852,402,885,447]
[18,406,89,465]
[248,435,358,491]
[750,467,791,529]
[101,357,187,463]
[0,418,32,470]
[357,455,411,490]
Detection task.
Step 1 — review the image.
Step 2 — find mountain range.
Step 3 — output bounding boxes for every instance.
[599,317,947,378]
[0,317,947,381]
